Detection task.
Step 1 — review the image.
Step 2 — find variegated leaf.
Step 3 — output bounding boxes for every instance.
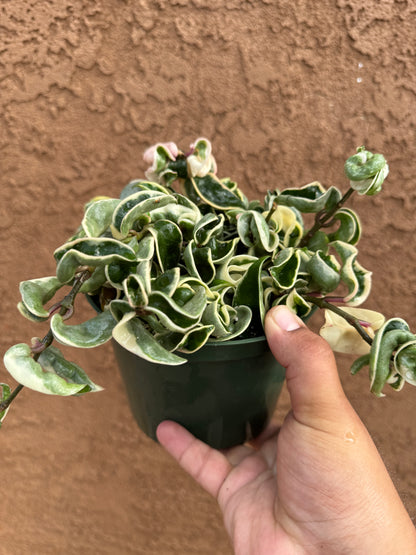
[38,346,103,393]
[193,213,224,246]
[186,138,216,178]
[222,177,239,192]
[148,219,182,271]
[185,174,248,210]
[105,260,139,290]
[183,240,216,284]
[351,354,371,376]
[112,190,160,230]
[307,251,340,293]
[123,274,148,308]
[135,234,155,261]
[306,230,329,253]
[394,340,416,386]
[149,202,199,233]
[216,255,258,285]
[269,248,301,290]
[327,208,361,245]
[266,205,303,248]
[54,238,136,283]
[147,192,197,225]
[233,256,269,328]
[264,190,279,211]
[284,289,313,319]
[136,259,152,293]
[120,179,172,199]
[112,312,186,365]
[330,241,371,306]
[344,148,389,195]
[320,307,385,355]
[369,318,414,396]
[208,237,239,265]
[237,211,279,253]
[3,344,91,396]
[111,190,177,239]
[263,284,280,313]
[202,300,252,341]
[156,324,215,353]
[79,265,108,293]
[50,310,116,348]
[108,299,135,321]
[17,302,50,323]
[82,198,120,237]
[174,276,216,303]
[151,268,180,296]
[146,286,207,333]
[278,183,342,213]
[19,276,63,319]
[175,192,201,213]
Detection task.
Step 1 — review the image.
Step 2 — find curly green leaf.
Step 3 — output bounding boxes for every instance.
[185,174,247,210]
[369,318,414,396]
[112,313,186,365]
[183,240,216,284]
[148,219,182,271]
[156,324,215,353]
[50,310,116,348]
[54,238,136,283]
[237,211,279,253]
[146,286,207,333]
[82,198,120,237]
[19,277,63,319]
[233,256,269,328]
[344,147,389,195]
[330,241,371,305]
[278,183,342,213]
[327,208,361,245]
[307,251,340,293]
[193,213,224,246]
[269,248,301,290]
[3,344,93,396]
[394,340,416,386]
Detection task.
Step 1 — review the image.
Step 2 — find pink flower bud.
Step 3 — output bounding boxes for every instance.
[143,142,178,165]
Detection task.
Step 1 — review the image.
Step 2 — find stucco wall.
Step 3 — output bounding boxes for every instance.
[1,1,415,553]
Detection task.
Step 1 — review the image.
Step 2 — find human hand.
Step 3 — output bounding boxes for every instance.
[157,306,416,554]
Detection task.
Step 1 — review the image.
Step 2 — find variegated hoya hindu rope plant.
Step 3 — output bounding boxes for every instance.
[1,138,416,427]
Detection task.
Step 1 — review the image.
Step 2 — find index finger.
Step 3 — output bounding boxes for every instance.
[156,421,232,499]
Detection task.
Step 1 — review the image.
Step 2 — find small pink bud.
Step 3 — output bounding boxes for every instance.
[143,142,178,164]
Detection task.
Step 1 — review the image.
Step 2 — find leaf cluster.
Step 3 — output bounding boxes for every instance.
[3,140,413,401]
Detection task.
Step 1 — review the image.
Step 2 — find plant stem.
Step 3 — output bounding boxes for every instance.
[0,384,24,413]
[265,202,277,223]
[300,187,355,247]
[304,295,373,345]
[33,268,92,360]
[0,269,92,415]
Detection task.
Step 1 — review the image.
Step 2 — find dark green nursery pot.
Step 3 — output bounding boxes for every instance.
[112,335,285,450]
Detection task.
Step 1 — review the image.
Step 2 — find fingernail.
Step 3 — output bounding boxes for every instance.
[271,306,301,331]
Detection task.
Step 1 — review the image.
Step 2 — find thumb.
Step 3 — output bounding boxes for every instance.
[265,306,353,429]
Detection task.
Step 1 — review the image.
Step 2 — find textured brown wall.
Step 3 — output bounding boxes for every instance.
[1,1,415,553]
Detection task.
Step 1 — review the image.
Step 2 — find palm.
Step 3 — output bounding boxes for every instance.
[216,428,293,555]
[197,417,355,554]
[157,418,347,554]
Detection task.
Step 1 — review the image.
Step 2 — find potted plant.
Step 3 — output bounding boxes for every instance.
[1,138,415,448]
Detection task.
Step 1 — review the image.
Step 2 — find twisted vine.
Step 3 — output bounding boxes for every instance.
[0,269,91,416]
